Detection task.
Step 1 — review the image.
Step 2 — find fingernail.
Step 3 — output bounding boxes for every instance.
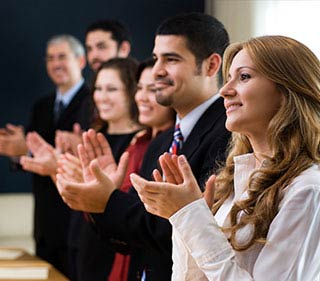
[179,155,186,163]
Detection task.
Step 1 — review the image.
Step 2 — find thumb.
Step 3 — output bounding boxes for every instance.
[113,151,129,188]
[177,155,197,186]
[89,159,113,185]
[118,151,129,174]
[130,173,147,192]
[33,132,48,146]
[204,174,216,208]
[73,123,82,135]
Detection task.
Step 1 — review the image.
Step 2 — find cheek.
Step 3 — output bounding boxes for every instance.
[116,96,130,112]
[134,92,142,103]
[149,94,157,103]
[93,92,101,104]
[87,53,94,60]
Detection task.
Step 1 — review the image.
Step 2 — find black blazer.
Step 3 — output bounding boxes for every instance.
[28,83,92,247]
[92,97,231,280]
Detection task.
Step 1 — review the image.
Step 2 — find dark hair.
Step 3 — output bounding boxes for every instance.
[85,20,132,47]
[136,58,155,82]
[156,12,229,84]
[94,57,139,123]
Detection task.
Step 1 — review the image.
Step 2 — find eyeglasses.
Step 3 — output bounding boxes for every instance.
[45,54,75,63]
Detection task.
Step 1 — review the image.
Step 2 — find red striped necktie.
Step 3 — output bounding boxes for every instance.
[169,123,184,155]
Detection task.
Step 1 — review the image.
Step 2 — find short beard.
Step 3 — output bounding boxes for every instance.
[155,90,174,107]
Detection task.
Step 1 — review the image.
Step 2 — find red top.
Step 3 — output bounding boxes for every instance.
[108,129,152,281]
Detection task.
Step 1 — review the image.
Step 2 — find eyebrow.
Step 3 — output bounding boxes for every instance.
[153,52,183,59]
[235,66,256,72]
[86,41,107,47]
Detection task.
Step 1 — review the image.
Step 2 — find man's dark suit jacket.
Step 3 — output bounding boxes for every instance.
[27,83,92,275]
[92,97,231,280]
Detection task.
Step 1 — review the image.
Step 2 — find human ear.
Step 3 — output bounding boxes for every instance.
[205,53,221,77]
[78,55,86,70]
[118,41,131,57]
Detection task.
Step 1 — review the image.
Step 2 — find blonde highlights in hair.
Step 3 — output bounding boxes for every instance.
[213,35,320,251]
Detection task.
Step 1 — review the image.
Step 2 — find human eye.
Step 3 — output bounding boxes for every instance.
[107,87,117,92]
[240,73,251,81]
[58,54,67,61]
[166,56,179,63]
[94,85,101,91]
[97,43,107,50]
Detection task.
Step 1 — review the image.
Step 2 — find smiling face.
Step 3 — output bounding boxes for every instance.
[152,35,207,118]
[86,30,119,71]
[93,68,130,123]
[220,49,283,140]
[46,41,84,92]
[135,67,174,131]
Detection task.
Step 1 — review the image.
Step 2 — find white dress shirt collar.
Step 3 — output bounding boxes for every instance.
[55,78,84,106]
[176,93,220,142]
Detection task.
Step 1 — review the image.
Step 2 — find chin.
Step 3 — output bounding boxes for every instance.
[225,121,238,133]
[100,113,112,121]
[156,96,173,107]
[139,116,149,124]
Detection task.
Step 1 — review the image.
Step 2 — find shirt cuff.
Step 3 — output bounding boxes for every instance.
[169,198,233,266]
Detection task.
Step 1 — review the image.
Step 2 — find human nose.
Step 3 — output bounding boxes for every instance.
[152,60,166,78]
[93,91,106,104]
[220,81,236,99]
[135,88,148,102]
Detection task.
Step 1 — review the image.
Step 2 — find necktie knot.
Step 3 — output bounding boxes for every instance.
[169,123,183,155]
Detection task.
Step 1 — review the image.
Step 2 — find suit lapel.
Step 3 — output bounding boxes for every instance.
[180,97,225,159]
[56,84,89,125]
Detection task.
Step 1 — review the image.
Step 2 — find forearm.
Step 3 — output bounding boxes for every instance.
[170,198,253,280]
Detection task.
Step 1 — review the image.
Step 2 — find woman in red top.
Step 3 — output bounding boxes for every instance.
[109,58,175,281]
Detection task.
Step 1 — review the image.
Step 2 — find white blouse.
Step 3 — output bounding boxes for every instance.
[169,154,320,280]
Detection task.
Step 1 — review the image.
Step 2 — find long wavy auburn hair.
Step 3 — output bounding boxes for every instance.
[212,35,320,251]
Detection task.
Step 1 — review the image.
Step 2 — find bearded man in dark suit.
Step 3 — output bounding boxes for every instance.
[56,13,231,280]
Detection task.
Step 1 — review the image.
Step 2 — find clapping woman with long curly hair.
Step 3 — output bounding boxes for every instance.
[131,35,320,280]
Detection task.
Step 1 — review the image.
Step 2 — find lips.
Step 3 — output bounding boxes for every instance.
[90,60,102,71]
[155,82,170,90]
[52,69,65,75]
[97,103,113,112]
[154,78,174,89]
[138,104,152,114]
[225,102,242,113]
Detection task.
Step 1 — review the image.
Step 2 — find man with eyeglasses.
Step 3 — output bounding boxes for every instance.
[0,34,92,278]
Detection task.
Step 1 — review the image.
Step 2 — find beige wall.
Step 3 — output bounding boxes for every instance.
[0,193,35,254]
[206,0,320,58]
[206,0,256,43]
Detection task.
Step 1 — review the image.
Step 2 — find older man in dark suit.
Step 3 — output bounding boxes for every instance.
[56,13,230,280]
[0,34,92,277]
